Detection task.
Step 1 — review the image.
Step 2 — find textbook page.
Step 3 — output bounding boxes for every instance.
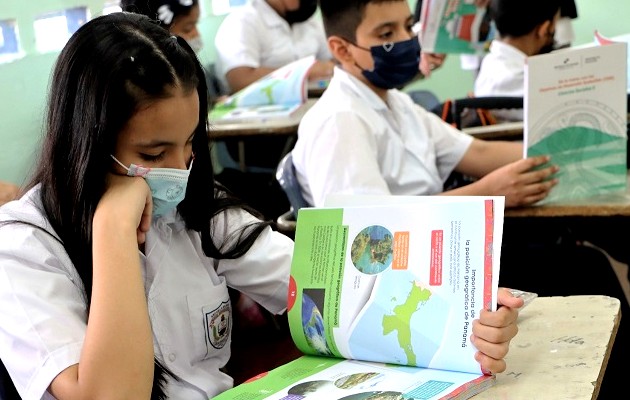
[210,56,315,123]
[287,198,503,375]
[213,355,495,400]
[419,0,494,55]
[524,42,628,204]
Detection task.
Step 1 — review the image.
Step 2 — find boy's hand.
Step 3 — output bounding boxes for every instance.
[419,52,446,78]
[471,287,524,374]
[308,60,335,79]
[480,155,559,207]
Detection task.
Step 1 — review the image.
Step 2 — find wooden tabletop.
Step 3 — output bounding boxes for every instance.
[475,295,620,400]
[505,175,630,217]
[462,121,524,140]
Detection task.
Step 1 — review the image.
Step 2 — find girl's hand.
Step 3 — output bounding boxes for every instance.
[471,287,524,374]
[96,174,153,244]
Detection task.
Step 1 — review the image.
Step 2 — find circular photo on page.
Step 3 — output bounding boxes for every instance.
[350,225,394,274]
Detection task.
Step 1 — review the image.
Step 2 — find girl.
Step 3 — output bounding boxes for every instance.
[0,12,292,399]
[0,12,521,400]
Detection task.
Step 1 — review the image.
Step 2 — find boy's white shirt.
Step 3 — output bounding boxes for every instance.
[213,0,331,92]
[474,40,526,122]
[0,185,293,400]
[292,66,473,207]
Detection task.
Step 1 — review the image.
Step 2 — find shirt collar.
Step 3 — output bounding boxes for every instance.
[254,0,289,29]
[333,66,390,111]
[490,40,528,61]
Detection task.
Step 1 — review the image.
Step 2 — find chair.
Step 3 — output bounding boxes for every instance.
[449,96,524,130]
[407,89,441,113]
[275,152,310,232]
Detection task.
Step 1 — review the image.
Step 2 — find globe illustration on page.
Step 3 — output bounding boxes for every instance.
[350,225,394,274]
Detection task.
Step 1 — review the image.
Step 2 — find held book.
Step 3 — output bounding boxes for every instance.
[209,56,315,123]
[215,196,505,400]
[419,0,495,55]
[524,42,628,205]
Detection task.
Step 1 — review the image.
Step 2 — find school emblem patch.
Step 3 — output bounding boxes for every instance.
[204,301,231,349]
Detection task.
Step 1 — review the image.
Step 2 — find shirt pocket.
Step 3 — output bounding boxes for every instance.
[186,277,232,364]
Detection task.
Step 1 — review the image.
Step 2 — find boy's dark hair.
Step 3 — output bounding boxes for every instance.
[490,0,562,38]
[319,0,404,42]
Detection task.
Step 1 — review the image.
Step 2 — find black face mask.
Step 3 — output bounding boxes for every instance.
[284,0,318,25]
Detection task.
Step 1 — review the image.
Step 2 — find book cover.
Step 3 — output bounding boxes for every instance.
[210,56,315,123]
[524,42,628,205]
[419,0,495,55]
[215,197,505,400]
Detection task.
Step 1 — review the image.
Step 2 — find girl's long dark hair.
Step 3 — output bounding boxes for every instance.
[25,12,270,399]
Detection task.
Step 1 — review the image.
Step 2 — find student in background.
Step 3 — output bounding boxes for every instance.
[121,0,203,52]
[214,0,335,93]
[121,0,228,103]
[0,181,18,207]
[293,0,558,209]
[473,0,562,121]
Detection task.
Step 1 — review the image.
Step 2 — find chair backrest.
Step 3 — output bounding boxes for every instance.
[450,96,524,129]
[275,152,309,219]
[407,89,441,114]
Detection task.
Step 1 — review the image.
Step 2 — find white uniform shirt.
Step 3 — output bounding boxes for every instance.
[0,186,293,400]
[292,67,474,207]
[474,40,526,122]
[214,0,331,92]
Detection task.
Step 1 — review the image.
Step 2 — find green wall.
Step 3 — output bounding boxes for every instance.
[0,0,628,184]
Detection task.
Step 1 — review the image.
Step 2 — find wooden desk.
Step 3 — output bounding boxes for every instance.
[208,100,316,171]
[505,188,630,217]
[475,295,620,400]
[462,121,524,140]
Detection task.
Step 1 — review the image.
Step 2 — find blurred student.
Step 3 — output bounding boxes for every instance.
[0,181,18,207]
[473,0,562,121]
[214,0,335,93]
[293,0,558,209]
[121,0,228,103]
[121,0,203,52]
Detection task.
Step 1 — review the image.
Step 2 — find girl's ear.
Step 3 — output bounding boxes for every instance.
[328,36,353,65]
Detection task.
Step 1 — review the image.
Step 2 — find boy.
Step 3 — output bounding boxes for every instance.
[292,0,557,208]
[474,0,562,121]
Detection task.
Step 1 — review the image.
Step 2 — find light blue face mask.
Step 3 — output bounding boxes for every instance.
[111,155,193,218]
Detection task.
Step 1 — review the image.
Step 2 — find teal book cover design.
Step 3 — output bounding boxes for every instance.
[525,42,628,205]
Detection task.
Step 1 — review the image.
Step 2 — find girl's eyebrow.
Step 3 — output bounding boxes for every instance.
[134,132,195,148]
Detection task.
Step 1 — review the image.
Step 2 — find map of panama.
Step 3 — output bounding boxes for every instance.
[347,270,450,367]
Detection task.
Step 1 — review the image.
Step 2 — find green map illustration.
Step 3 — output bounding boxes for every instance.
[347,269,450,367]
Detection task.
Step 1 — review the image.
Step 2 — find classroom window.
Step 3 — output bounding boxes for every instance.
[103,1,122,15]
[0,19,22,63]
[211,0,247,16]
[34,7,90,53]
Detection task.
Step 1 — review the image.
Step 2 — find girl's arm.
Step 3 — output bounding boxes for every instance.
[49,176,154,399]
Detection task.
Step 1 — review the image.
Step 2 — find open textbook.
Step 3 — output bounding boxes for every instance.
[209,56,315,123]
[419,0,495,55]
[524,41,628,205]
[215,196,506,400]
